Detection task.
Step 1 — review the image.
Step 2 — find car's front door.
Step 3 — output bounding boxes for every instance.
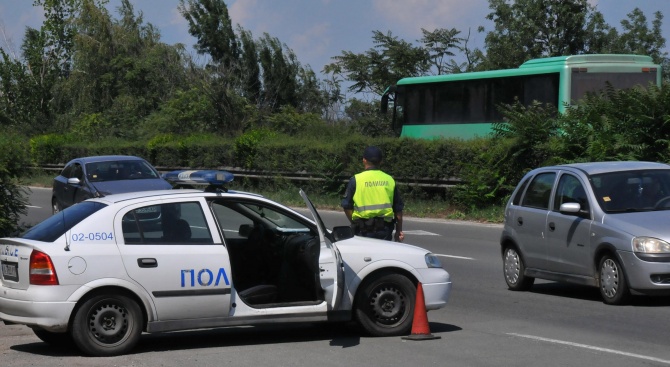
[115,198,232,321]
[545,173,594,276]
[300,190,343,310]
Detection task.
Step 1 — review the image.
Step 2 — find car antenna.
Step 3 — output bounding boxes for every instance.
[63,212,71,251]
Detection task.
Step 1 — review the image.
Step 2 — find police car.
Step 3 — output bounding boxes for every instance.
[0,171,451,356]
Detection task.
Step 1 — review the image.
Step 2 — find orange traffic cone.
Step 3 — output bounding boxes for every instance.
[402,282,441,340]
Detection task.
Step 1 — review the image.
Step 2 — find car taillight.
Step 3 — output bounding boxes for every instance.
[29,250,59,285]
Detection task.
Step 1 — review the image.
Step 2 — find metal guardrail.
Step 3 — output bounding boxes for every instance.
[36,164,461,189]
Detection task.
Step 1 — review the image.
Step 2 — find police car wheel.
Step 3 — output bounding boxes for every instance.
[354,272,415,337]
[71,292,143,356]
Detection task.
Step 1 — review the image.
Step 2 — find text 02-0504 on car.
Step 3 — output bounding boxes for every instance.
[501,161,670,305]
[51,155,172,214]
[0,170,451,356]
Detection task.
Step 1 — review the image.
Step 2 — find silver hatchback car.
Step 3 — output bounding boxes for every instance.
[501,161,670,305]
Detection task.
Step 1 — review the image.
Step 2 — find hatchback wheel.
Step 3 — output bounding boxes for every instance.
[599,254,630,305]
[503,247,534,291]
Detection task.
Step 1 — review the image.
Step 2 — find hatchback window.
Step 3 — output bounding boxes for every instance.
[521,172,556,209]
[21,202,107,242]
[592,169,670,212]
[512,177,531,206]
[553,174,590,215]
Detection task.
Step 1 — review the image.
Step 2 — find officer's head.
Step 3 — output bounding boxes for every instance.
[363,146,383,166]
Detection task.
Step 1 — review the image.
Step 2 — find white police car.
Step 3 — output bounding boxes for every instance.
[0,170,451,356]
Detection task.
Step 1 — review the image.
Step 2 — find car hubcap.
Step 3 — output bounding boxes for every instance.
[601,259,619,298]
[369,285,407,326]
[88,301,129,345]
[504,249,520,284]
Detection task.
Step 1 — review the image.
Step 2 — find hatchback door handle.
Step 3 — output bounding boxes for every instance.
[138,258,158,268]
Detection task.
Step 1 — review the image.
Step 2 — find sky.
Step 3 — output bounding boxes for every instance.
[1,0,669,93]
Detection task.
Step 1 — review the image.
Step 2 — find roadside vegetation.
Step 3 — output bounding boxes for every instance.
[1,0,668,235]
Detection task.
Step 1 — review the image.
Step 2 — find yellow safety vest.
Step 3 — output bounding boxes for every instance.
[352,170,395,221]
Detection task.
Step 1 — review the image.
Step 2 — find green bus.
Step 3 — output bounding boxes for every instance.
[380,54,662,139]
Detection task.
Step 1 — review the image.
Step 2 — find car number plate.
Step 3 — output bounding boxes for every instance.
[1,261,18,282]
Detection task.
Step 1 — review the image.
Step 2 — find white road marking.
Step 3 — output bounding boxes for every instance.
[507,333,670,365]
[403,230,440,236]
[27,205,41,208]
[435,254,475,260]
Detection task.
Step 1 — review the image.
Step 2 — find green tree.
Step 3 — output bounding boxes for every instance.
[324,30,430,96]
[344,98,394,137]
[480,0,603,69]
[479,1,667,70]
[56,0,189,137]
[615,9,667,65]
[179,0,238,68]
[420,28,465,75]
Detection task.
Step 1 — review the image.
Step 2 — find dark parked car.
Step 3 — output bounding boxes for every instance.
[51,155,172,214]
[501,161,670,305]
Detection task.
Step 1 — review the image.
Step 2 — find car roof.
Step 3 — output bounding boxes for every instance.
[545,161,670,176]
[88,188,263,205]
[70,155,146,164]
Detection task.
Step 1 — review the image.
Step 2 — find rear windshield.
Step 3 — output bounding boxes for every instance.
[21,202,107,242]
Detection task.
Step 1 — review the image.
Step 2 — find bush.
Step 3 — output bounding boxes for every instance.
[0,130,31,236]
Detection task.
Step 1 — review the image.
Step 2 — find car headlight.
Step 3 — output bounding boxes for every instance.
[425,253,442,268]
[633,237,670,253]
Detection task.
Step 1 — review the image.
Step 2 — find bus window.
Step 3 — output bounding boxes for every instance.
[570,72,658,102]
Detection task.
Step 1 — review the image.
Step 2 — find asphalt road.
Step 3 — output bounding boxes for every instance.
[3,187,670,366]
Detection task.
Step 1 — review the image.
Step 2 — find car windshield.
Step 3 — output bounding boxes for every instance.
[21,202,107,242]
[86,160,159,182]
[591,169,670,213]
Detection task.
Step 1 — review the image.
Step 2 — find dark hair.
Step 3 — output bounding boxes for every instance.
[363,146,383,165]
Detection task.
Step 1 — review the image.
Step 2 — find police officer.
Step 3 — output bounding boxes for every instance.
[341,146,404,241]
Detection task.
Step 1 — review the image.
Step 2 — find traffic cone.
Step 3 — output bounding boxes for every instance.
[402,282,441,340]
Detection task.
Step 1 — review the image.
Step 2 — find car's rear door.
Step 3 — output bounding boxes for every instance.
[115,198,232,322]
[513,171,557,270]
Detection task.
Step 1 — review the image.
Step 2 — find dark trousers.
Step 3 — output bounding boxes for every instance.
[353,218,394,241]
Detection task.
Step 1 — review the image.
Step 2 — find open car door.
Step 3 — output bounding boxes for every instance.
[300,189,343,310]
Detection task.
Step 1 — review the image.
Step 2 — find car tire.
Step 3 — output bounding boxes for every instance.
[52,197,60,215]
[354,272,416,337]
[599,254,630,305]
[71,292,143,356]
[503,246,535,291]
[33,329,74,348]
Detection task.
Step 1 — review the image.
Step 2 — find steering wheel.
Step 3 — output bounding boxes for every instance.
[654,196,670,209]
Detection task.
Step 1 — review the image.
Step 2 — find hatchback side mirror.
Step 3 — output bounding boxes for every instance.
[67,177,81,185]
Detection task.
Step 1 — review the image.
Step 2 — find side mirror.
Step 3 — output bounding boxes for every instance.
[558,203,589,218]
[67,177,81,185]
[332,226,354,242]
